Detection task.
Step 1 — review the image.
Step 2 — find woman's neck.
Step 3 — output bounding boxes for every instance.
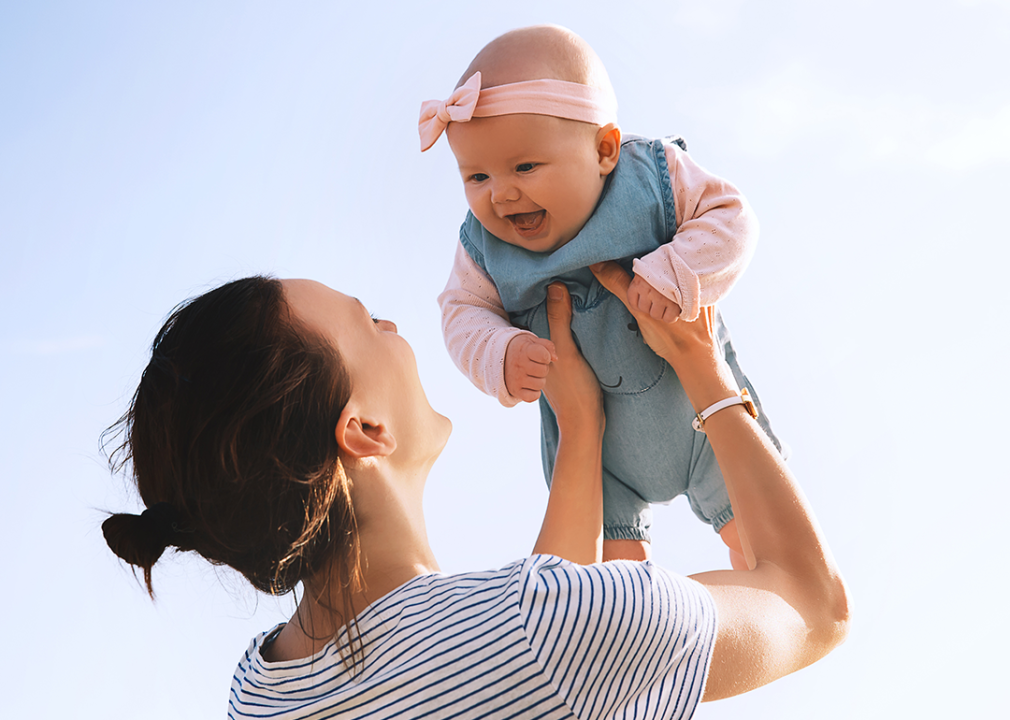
[264,462,439,662]
[353,457,441,590]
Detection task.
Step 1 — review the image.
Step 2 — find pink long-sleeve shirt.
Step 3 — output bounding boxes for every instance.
[438,141,758,407]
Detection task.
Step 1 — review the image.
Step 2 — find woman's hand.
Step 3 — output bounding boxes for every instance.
[531,283,605,565]
[541,283,603,434]
[590,262,733,413]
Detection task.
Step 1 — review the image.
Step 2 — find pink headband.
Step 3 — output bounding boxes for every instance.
[418,71,618,151]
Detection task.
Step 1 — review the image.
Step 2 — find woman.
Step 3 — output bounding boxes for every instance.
[103,264,849,718]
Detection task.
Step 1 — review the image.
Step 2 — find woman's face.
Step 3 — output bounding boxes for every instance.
[281,279,451,467]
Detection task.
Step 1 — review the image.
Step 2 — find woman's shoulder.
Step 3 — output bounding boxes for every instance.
[516,556,718,720]
[520,555,710,589]
[231,557,717,720]
[417,554,716,613]
[517,555,716,613]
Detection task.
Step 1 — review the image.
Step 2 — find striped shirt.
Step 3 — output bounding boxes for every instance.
[229,555,717,719]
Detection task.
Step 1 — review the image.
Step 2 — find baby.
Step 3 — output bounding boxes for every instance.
[420,25,782,565]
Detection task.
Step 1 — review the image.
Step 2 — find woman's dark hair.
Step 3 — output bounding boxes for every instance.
[102,276,362,654]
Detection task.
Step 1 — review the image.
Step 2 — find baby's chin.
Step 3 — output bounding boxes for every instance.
[502,234,574,254]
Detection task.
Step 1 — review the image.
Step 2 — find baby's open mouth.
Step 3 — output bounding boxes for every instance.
[508,210,546,238]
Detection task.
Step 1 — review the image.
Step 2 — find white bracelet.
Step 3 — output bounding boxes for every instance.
[692,388,758,432]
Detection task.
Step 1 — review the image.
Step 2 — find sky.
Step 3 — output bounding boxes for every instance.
[1,0,1008,717]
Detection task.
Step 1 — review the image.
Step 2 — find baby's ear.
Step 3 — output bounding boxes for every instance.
[596,123,622,175]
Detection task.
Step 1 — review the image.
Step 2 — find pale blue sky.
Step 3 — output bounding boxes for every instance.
[2,1,1008,717]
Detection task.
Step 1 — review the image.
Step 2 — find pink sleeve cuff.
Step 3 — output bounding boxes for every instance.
[634,142,758,321]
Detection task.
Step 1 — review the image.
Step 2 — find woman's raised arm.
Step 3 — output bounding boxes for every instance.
[530,283,605,565]
[591,261,851,701]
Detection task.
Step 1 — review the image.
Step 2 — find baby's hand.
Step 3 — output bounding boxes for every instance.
[628,273,682,323]
[505,333,558,403]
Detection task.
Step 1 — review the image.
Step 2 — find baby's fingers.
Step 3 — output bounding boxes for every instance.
[526,340,556,368]
[627,279,643,309]
[659,303,680,323]
[515,387,543,403]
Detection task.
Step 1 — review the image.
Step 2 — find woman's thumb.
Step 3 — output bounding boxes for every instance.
[546,283,574,346]
[590,261,634,314]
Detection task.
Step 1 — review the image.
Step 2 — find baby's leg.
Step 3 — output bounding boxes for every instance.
[719,518,749,570]
[603,539,651,561]
[605,522,743,564]
[600,469,654,561]
[538,405,655,562]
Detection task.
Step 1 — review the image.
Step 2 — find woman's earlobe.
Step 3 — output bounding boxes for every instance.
[335,409,397,459]
[597,124,622,175]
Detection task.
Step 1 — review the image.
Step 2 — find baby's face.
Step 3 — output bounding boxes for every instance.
[447,114,608,253]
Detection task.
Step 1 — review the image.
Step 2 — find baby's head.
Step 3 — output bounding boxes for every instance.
[420,26,622,253]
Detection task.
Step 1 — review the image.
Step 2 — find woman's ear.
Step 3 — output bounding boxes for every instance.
[335,405,397,459]
[596,123,622,176]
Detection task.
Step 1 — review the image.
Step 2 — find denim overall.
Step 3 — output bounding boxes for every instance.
[459,135,781,541]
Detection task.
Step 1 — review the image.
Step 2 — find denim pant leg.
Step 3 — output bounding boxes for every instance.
[536,309,784,542]
[715,309,783,455]
[684,432,735,532]
[538,395,653,542]
[684,312,785,532]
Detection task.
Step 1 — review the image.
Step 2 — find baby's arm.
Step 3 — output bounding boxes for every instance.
[632,142,759,321]
[439,242,551,405]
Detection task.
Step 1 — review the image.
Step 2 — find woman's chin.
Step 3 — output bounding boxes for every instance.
[433,413,453,453]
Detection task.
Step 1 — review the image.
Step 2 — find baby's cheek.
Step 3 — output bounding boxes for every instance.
[467,204,497,233]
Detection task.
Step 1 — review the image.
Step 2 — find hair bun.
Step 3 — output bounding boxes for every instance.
[102,503,182,594]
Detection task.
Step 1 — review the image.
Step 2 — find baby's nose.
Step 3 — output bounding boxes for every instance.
[490,179,519,204]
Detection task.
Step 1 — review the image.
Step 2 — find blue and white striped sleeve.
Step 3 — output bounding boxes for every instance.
[518,556,717,720]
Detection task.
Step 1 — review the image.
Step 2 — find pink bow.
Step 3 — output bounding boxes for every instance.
[418,72,481,152]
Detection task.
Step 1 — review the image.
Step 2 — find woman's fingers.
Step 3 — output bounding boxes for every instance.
[546,283,576,351]
[591,261,721,365]
[590,262,635,315]
[591,261,674,353]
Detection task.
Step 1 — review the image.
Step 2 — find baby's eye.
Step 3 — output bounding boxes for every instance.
[370,314,380,324]
[516,163,536,173]
[468,173,489,183]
